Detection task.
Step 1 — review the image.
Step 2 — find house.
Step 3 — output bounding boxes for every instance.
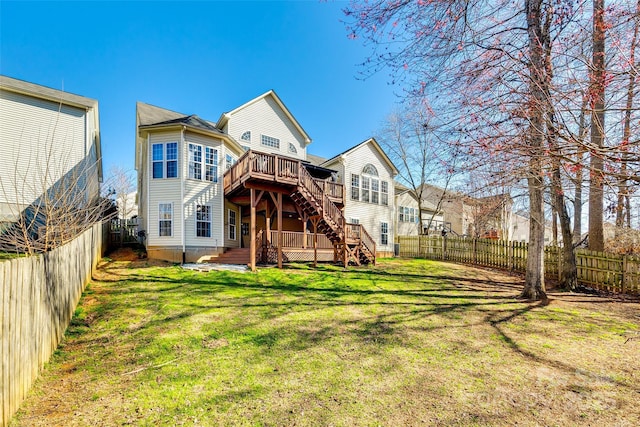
[395,183,514,240]
[310,138,398,258]
[0,75,102,250]
[136,91,382,268]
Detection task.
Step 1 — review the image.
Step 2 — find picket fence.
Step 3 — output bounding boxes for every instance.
[396,235,640,295]
[1,222,107,426]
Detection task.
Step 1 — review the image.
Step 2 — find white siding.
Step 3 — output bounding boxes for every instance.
[182,132,224,248]
[0,90,95,221]
[226,96,307,160]
[334,143,396,253]
[146,131,182,247]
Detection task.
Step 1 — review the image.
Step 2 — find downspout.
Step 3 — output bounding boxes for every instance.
[146,133,150,244]
[181,126,186,263]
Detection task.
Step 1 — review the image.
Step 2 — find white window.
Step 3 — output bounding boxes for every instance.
[188,143,202,180]
[288,142,298,154]
[228,209,237,240]
[159,203,173,236]
[196,205,211,237]
[361,177,370,203]
[205,147,218,182]
[241,131,251,142]
[225,154,236,171]
[399,206,405,222]
[363,164,379,176]
[350,218,360,224]
[261,134,280,149]
[351,174,359,201]
[381,181,388,206]
[189,143,218,182]
[152,142,178,179]
[381,222,389,245]
[371,178,379,204]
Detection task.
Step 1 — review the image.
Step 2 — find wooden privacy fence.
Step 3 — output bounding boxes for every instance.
[396,235,640,295]
[1,222,107,426]
[109,218,140,247]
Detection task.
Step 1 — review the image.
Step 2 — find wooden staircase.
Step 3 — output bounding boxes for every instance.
[291,164,376,266]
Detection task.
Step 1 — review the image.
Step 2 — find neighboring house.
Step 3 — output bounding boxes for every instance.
[136,91,381,267]
[395,183,515,240]
[0,75,102,248]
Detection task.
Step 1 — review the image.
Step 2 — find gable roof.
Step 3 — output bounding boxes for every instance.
[0,75,97,110]
[137,102,225,136]
[135,102,245,168]
[217,90,311,145]
[321,137,399,176]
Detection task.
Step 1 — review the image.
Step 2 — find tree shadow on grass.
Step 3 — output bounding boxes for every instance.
[79,258,640,398]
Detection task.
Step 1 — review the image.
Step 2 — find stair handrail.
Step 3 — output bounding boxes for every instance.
[297,165,343,231]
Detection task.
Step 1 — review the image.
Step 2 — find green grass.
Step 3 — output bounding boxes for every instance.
[11,258,640,426]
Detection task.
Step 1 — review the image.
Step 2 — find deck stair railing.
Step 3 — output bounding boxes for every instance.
[224,150,375,265]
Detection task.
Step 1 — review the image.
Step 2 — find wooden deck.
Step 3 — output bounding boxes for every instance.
[223,150,376,269]
[223,150,344,205]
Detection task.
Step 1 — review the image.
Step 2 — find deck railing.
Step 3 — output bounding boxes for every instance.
[315,180,344,201]
[224,150,375,263]
[269,230,333,249]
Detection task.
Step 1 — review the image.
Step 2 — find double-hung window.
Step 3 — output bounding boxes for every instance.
[159,203,173,236]
[225,154,236,171]
[371,179,379,204]
[351,174,360,201]
[228,209,237,240]
[196,205,211,237]
[361,177,370,203]
[188,144,202,180]
[189,143,218,182]
[205,147,218,182]
[152,142,178,179]
[381,181,388,206]
[381,222,389,245]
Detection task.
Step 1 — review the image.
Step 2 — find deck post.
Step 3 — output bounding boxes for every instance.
[250,188,256,272]
[343,217,348,267]
[277,192,283,269]
[266,204,271,245]
[311,217,319,268]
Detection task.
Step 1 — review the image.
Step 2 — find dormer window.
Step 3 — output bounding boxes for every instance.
[288,142,298,154]
[241,131,251,142]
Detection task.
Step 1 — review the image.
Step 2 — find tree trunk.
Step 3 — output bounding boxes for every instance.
[521,0,547,301]
[573,97,588,244]
[543,6,578,291]
[588,0,606,252]
[616,0,638,232]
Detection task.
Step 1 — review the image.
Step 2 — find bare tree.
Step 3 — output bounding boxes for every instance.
[378,102,462,235]
[106,165,137,220]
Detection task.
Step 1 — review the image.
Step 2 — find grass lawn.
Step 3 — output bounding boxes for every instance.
[11,250,640,426]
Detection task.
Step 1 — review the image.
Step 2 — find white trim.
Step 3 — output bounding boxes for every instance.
[228,208,237,241]
[195,204,212,238]
[158,202,174,237]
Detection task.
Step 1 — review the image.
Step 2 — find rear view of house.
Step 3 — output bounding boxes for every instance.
[136,91,380,268]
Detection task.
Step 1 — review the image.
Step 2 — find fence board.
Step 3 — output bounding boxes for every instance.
[1,222,106,426]
[396,235,639,295]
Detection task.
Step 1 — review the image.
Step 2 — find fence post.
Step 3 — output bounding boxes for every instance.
[622,254,627,294]
[442,236,446,261]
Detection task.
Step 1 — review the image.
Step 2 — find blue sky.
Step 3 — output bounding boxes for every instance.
[0,0,399,176]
